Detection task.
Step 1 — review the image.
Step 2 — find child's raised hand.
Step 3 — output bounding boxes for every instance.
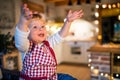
[66,9,83,22]
[18,4,36,31]
[20,4,33,21]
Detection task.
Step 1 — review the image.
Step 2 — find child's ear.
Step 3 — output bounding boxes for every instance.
[28,34,30,40]
[28,33,32,41]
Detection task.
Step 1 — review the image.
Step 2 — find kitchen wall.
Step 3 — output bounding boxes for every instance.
[46,2,97,22]
[0,0,21,36]
[1,0,119,34]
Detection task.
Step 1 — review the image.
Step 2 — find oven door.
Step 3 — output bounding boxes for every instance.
[71,46,81,55]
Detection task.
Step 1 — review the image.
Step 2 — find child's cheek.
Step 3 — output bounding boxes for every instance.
[28,31,34,40]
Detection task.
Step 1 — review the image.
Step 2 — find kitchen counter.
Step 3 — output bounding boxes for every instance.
[88,43,120,53]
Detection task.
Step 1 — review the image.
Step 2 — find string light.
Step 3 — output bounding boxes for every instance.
[88,64,91,67]
[100,73,104,76]
[102,4,107,8]
[108,4,112,9]
[118,15,120,21]
[90,66,94,70]
[88,59,92,62]
[104,74,108,77]
[97,2,120,9]
[95,12,99,18]
[95,4,99,8]
[116,74,119,77]
[112,4,116,8]
[117,3,120,7]
[117,56,120,59]
[89,2,120,80]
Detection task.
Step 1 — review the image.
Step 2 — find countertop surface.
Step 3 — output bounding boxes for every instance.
[88,43,120,53]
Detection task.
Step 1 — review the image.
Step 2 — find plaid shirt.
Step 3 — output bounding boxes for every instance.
[22,41,57,80]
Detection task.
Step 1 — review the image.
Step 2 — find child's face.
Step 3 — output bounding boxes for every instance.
[28,19,47,44]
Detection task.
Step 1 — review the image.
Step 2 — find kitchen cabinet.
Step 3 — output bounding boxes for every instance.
[88,43,120,80]
[61,41,96,64]
[53,42,63,64]
[111,53,120,79]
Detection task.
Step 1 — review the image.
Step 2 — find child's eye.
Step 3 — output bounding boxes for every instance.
[33,26,37,28]
[41,26,45,28]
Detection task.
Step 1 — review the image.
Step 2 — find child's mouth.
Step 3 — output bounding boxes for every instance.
[38,33,44,37]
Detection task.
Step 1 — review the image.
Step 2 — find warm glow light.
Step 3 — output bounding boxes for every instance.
[102,4,107,8]
[50,26,58,33]
[95,12,99,18]
[108,4,112,9]
[94,20,99,25]
[45,25,50,31]
[91,66,94,70]
[64,18,67,22]
[57,27,61,31]
[96,27,99,33]
[93,69,99,75]
[100,73,104,76]
[105,74,108,77]
[99,3,120,9]
[88,59,92,62]
[116,74,119,77]
[117,56,120,59]
[88,64,91,67]
[117,3,120,7]
[118,15,120,20]
[112,4,116,8]
[111,77,114,79]
[46,21,63,35]
[98,35,101,39]
[96,4,99,9]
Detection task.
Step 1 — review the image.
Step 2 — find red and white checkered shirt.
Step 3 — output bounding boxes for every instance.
[21,41,57,80]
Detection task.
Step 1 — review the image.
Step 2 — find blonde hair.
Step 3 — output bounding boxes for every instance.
[28,13,46,29]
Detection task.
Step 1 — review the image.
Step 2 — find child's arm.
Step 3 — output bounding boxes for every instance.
[17,4,33,32]
[48,10,83,47]
[59,10,83,37]
[14,4,32,52]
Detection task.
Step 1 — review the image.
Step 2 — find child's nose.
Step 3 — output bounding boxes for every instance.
[38,27,44,30]
[39,27,42,30]
[38,26,45,30]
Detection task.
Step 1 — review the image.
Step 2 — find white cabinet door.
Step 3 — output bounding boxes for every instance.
[53,43,63,64]
[62,41,96,64]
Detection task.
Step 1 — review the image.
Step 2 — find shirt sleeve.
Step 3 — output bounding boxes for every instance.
[47,31,63,48]
[14,26,30,53]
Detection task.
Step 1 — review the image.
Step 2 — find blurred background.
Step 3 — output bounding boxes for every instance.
[0,0,120,80]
